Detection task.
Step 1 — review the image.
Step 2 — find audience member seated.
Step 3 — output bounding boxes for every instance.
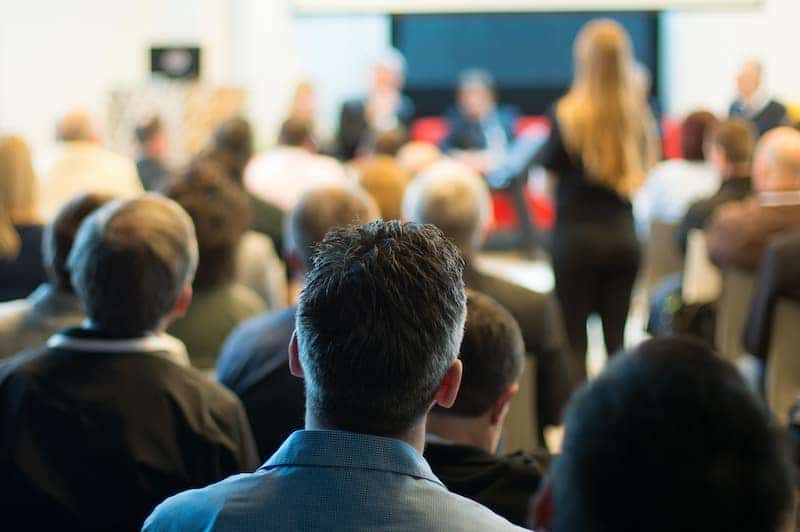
[355,155,409,221]
[335,49,415,160]
[37,109,142,220]
[425,289,548,527]
[0,195,258,531]
[0,136,47,301]
[146,220,524,531]
[206,117,287,258]
[441,69,518,174]
[744,231,800,360]
[165,161,267,370]
[0,193,111,357]
[730,60,789,137]
[134,115,170,191]
[217,184,379,459]
[397,140,443,177]
[707,126,800,272]
[245,117,347,212]
[634,110,719,236]
[532,336,794,532]
[676,118,755,254]
[403,159,572,436]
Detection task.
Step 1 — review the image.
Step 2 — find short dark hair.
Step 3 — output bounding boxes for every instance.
[438,290,524,417]
[164,159,251,290]
[711,118,756,166]
[550,336,793,532]
[68,195,198,336]
[43,193,114,290]
[458,69,496,94]
[135,115,163,145]
[297,221,467,436]
[210,117,253,182]
[286,184,379,268]
[278,118,314,147]
[681,110,719,161]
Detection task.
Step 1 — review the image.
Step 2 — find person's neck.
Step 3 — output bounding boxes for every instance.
[426,411,497,454]
[306,412,428,453]
[9,208,40,225]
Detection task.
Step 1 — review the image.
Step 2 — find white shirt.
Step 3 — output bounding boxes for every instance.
[634,159,720,238]
[244,146,348,211]
[37,141,142,221]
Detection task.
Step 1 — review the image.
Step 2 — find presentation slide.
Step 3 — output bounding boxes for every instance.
[294,0,761,14]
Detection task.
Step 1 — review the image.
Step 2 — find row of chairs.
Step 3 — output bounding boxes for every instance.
[645,222,800,426]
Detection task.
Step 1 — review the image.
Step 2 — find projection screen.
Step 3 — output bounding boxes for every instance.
[293,0,762,13]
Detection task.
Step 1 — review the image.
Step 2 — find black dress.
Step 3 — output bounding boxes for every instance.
[0,224,47,302]
[534,111,641,380]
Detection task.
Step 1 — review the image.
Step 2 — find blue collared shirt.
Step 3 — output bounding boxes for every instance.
[144,429,526,531]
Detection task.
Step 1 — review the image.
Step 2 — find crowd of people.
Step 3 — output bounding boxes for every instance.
[0,17,797,532]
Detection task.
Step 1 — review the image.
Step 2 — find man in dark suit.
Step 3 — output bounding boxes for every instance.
[744,231,800,360]
[0,196,258,531]
[676,118,755,255]
[403,159,572,437]
[335,49,415,161]
[441,69,519,173]
[216,184,380,460]
[707,127,800,272]
[134,115,170,191]
[729,60,789,137]
[425,289,547,527]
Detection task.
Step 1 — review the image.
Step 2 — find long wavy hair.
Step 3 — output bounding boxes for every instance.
[0,136,37,260]
[557,19,659,198]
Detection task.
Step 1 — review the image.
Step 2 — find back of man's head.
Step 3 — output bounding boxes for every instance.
[68,195,198,337]
[164,158,251,290]
[358,156,409,221]
[436,289,524,417]
[43,193,114,291]
[753,127,800,192]
[545,336,793,532]
[710,118,755,176]
[278,118,315,149]
[286,184,379,272]
[403,159,491,254]
[56,109,97,143]
[296,220,466,436]
[680,110,718,162]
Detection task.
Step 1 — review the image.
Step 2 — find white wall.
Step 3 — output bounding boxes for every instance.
[662,0,800,116]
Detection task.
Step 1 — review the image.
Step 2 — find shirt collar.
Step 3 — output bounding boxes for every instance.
[265,429,444,487]
[47,327,190,367]
[28,284,82,317]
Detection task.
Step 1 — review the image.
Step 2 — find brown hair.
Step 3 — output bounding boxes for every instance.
[711,118,755,166]
[358,156,409,221]
[557,19,659,198]
[681,110,718,161]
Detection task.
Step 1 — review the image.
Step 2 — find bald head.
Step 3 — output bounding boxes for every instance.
[753,127,800,192]
[286,184,380,271]
[57,109,97,142]
[402,159,491,254]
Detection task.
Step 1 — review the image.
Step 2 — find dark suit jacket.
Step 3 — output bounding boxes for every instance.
[216,307,304,461]
[706,197,800,272]
[441,106,518,152]
[335,95,415,160]
[424,441,547,527]
[729,99,789,137]
[744,231,800,360]
[463,263,571,428]
[675,176,752,256]
[0,327,258,531]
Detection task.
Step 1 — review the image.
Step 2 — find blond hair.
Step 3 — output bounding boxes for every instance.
[358,156,410,221]
[0,136,37,259]
[557,19,659,198]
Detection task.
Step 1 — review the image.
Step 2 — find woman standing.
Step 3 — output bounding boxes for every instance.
[0,136,46,302]
[535,20,659,381]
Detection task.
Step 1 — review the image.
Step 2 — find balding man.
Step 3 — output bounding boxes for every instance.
[707,127,800,271]
[38,109,142,220]
[403,160,571,438]
[0,195,257,530]
[216,184,380,460]
[729,60,789,137]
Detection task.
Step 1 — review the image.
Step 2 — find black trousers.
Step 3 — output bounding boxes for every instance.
[551,222,640,383]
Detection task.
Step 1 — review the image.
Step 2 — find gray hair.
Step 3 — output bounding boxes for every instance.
[68,194,198,336]
[402,159,492,253]
[374,48,407,75]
